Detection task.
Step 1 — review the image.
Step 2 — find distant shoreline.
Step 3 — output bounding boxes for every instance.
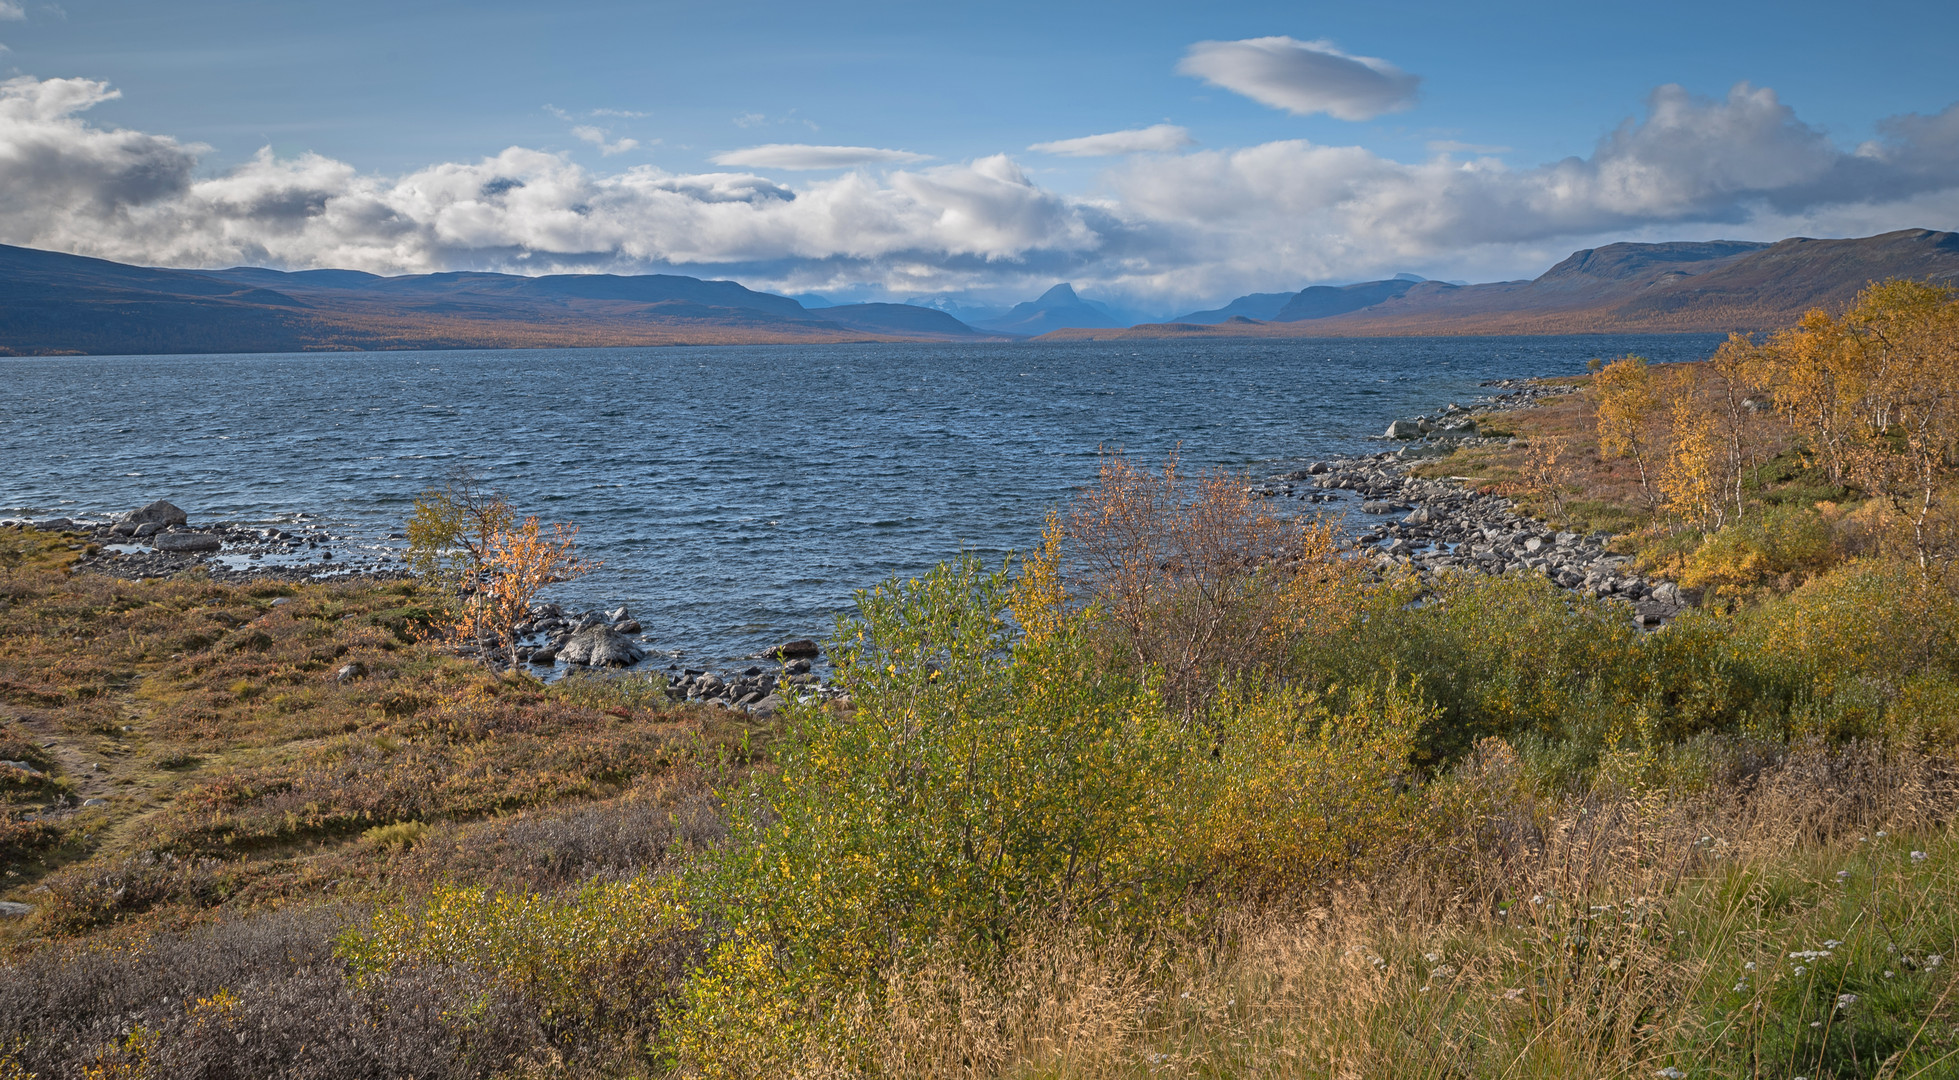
[4,227,1954,356]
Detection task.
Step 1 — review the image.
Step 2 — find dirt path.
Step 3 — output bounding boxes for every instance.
[12,706,123,804]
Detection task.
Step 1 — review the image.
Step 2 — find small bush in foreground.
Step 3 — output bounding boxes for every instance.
[340,873,695,1051]
[672,555,1429,1076]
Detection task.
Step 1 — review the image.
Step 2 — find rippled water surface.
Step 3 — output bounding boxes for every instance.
[3,335,1720,664]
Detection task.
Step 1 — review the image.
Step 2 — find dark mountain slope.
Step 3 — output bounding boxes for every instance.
[1041,229,1959,341]
[810,303,1001,339]
[1275,278,1428,321]
[1173,292,1298,324]
[979,284,1122,333]
[0,246,1003,354]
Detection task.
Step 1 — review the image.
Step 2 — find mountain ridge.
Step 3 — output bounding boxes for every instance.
[0,246,1006,355]
[1041,230,1959,341]
[7,229,1958,355]
[974,283,1123,334]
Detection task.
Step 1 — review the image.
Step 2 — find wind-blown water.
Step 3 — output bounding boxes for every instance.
[3,335,1720,665]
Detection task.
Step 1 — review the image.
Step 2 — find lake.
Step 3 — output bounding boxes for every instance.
[2,334,1721,666]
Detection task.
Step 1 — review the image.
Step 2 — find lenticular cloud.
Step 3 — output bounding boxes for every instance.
[1,73,1957,306]
[1176,37,1420,121]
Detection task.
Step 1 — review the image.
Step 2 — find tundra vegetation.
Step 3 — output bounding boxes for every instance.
[5,281,1959,1078]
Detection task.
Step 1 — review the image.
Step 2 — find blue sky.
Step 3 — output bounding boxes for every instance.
[3,0,1956,314]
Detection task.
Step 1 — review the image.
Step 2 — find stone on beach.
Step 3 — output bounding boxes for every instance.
[122,500,188,528]
[153,532,222,553]
[559,625,647,667]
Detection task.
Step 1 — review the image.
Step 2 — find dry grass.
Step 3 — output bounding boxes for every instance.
[0,529,750,945]
[787,743,1959,1079]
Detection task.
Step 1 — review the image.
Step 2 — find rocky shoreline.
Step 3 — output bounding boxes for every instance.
[1252,378,1693,627]
[10,375,1676,715]
[464,602,842,713]
[7,500,413,586]
[4,500,844,712]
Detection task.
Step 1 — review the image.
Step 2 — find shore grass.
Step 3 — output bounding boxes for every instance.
[835,764,1959,1079]
[0,529,750,944]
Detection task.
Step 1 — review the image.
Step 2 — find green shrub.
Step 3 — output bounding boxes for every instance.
[673,556,1434,1075]
[339,874,693,1037]
[1674,503,1837,599]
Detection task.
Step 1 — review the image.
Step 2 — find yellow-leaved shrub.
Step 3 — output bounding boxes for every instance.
[339,874,693,1034]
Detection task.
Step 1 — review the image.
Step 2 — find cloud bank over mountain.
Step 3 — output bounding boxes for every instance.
[1,72,1955,308]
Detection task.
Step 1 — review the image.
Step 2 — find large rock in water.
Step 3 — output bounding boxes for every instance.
[122,500,188,528]
[153,532,222,553]
[1384,419,1423,440]
[559,626,647,667]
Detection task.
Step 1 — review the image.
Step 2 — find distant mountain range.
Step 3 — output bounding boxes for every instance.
[0,245,1006,356]
[903,284,1126,334]
[5,228,1957,356]
[975,283,1123,334]
[1047,229,1959,341]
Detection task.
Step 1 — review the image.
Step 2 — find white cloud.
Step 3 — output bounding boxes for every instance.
[1029,124,1194,157]
[1178,36,1419,121]
[571,124,639,156]
[710,143,930,170]
[1100,82,1959,298]
[733,112,766,129]
[2,75,1957,310]
[589,108,647,119]
[0,2,24,20]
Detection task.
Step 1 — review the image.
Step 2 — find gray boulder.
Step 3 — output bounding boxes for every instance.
[0,901,33,918]
[749,693,785,719]
[1385,419,1423,440]
[153,532,222,553]
[772,639,821,659]
[123,500,188,528]
[33,518,74,531]
[559,626,647,667]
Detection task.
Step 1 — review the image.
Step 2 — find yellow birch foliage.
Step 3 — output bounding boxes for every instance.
[454,515,594,669]
[1007,511,1067,647]
[1660,390,1725,531]
[1756,280,1959,569]
[404,473,514,585]
[1592,354,1663,508]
